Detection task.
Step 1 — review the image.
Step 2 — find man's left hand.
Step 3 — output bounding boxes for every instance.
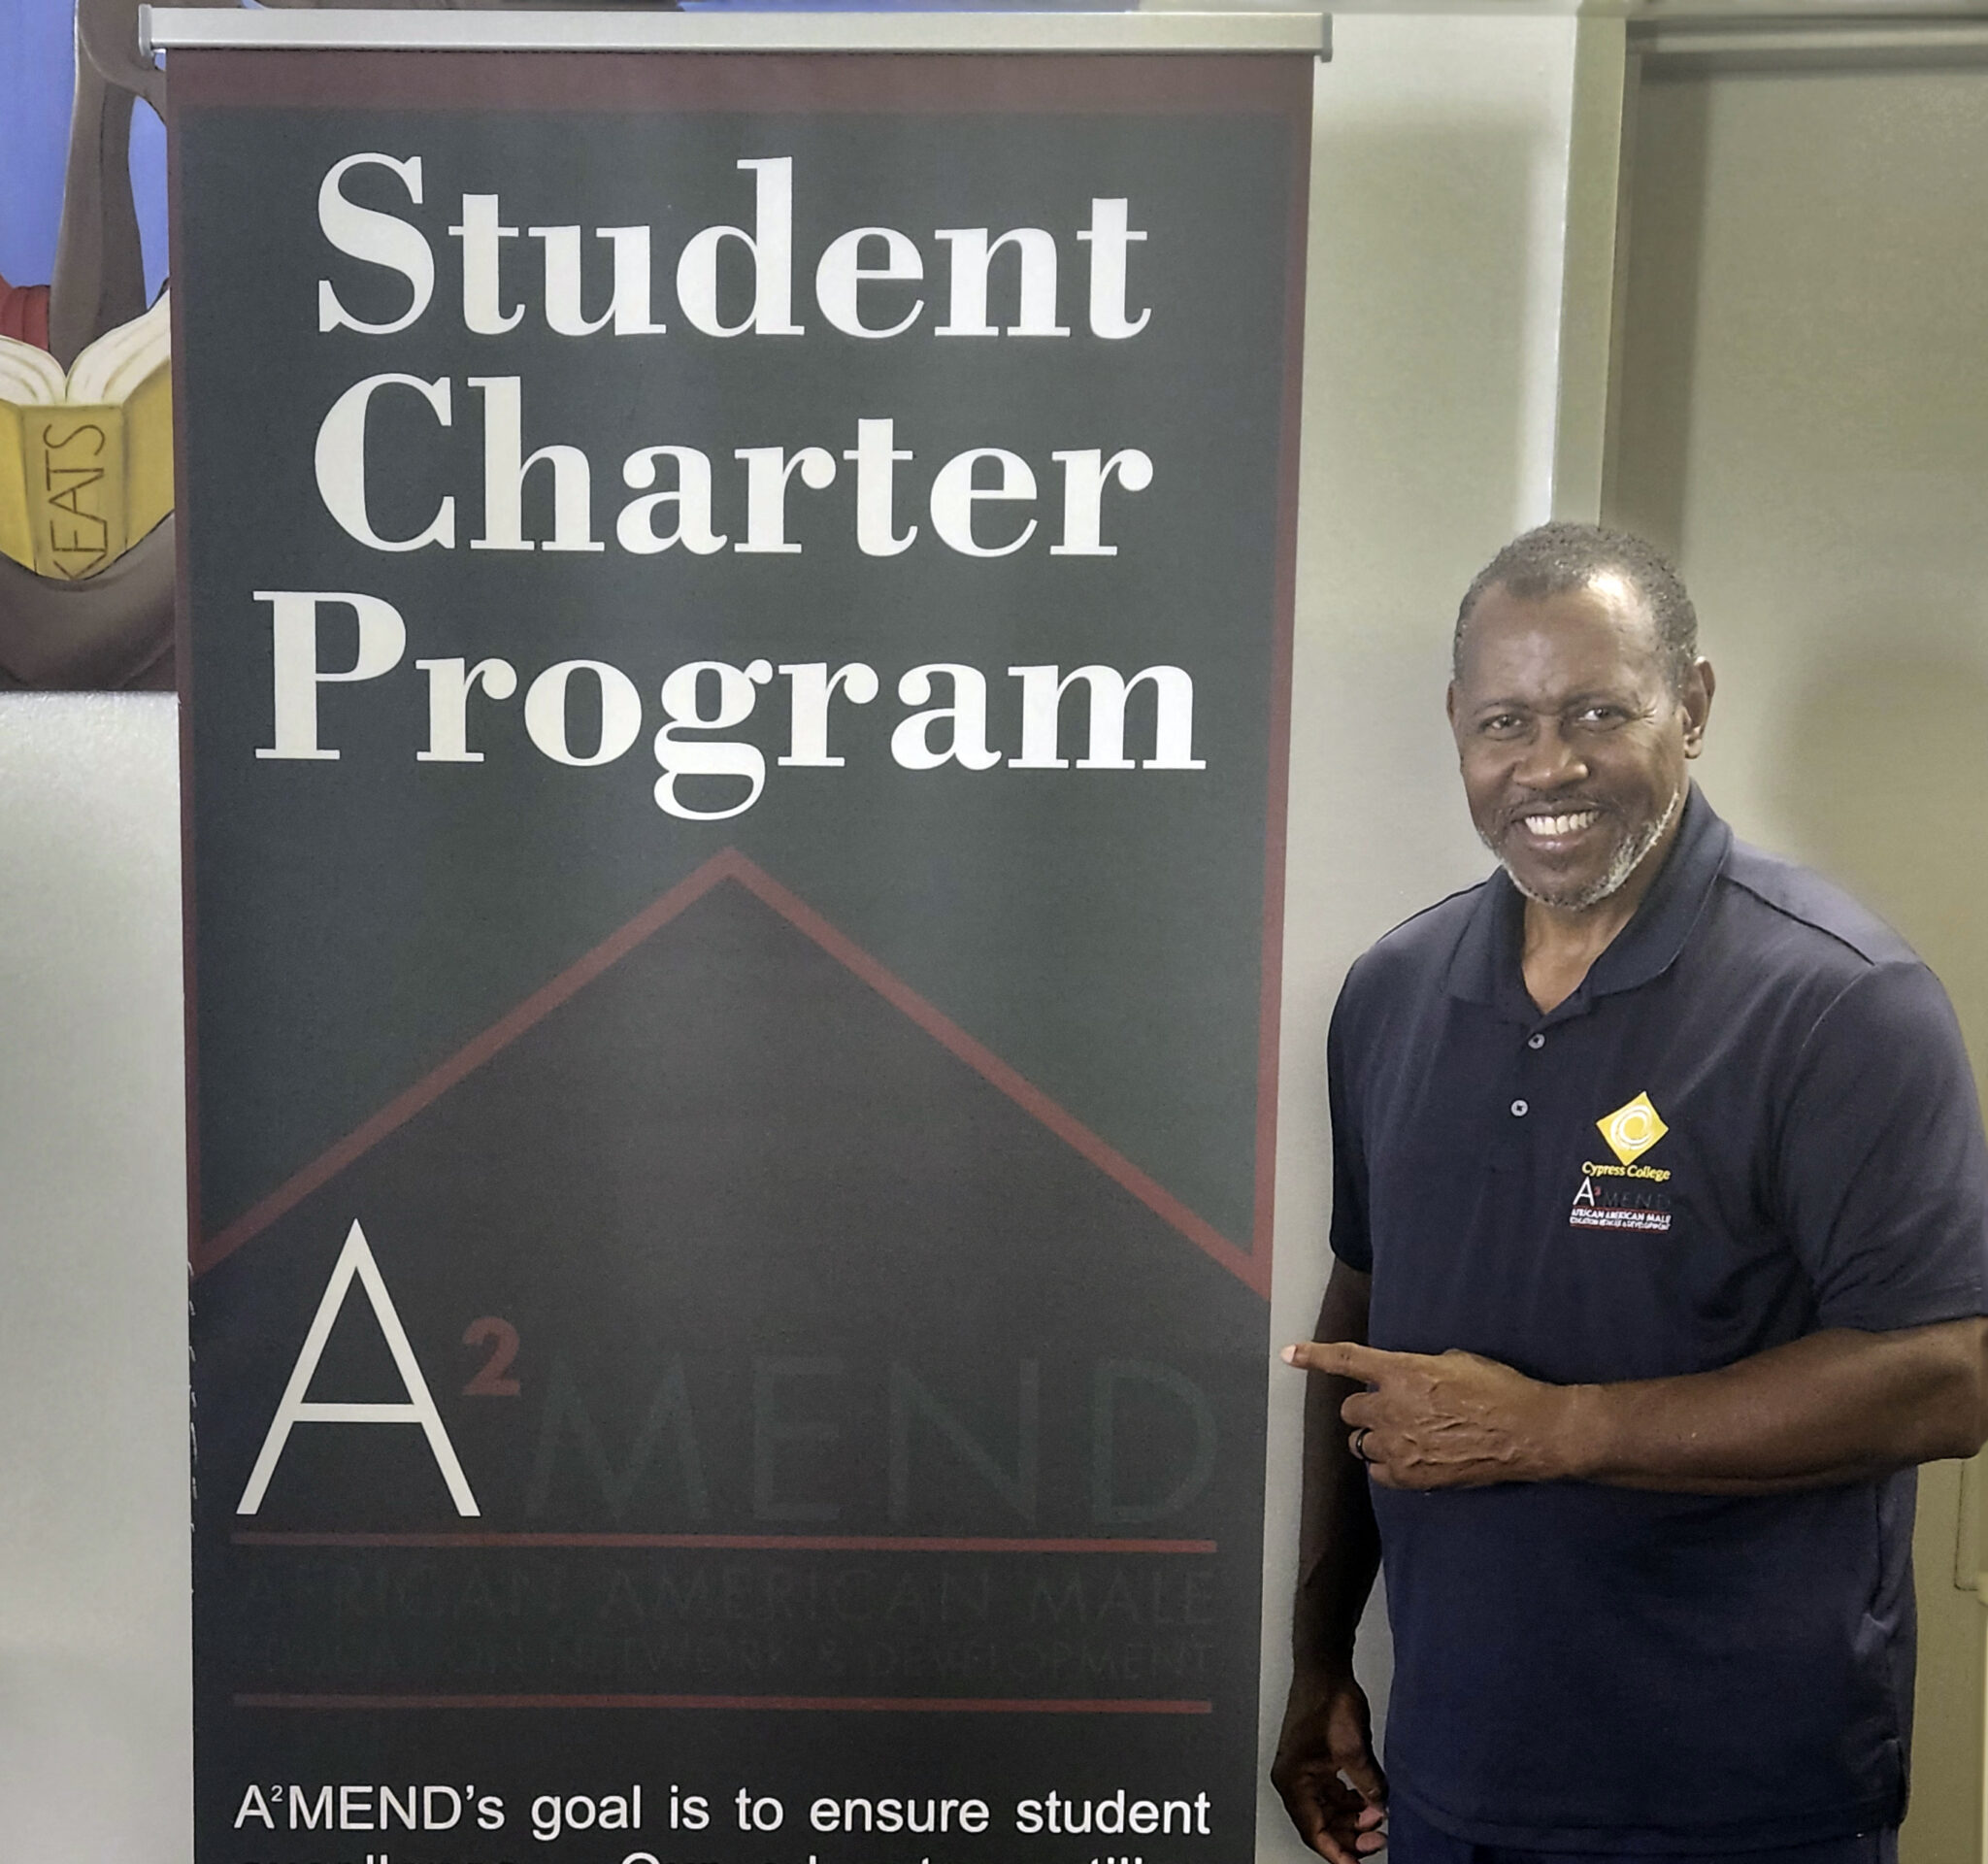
[1282,1340,1583,1488]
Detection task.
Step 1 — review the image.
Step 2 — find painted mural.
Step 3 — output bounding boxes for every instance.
[0,0,724,691]
[0,0,177,687]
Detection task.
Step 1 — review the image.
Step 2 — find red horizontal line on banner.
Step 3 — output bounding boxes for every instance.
[231,1531,1217,1554]
[233,1693,1212,1715]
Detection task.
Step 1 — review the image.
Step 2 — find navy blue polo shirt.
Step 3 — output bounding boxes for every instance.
[1328,788,1988,1853]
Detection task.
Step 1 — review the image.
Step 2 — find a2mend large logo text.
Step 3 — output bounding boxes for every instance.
[236,1219,1219,1528]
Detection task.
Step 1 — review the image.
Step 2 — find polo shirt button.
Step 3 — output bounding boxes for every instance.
[1510,1099,1529,1116]
[1527,1033,1545,1049]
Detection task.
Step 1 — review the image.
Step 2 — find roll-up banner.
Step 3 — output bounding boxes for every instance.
[161,10,1318,1860]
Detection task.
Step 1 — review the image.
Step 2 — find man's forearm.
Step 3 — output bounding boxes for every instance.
[1292,1264,1381,1664]
[1278,1284,1390,1864]
[1294,1375,1381,1662]
[1289,1315,1988,1495]
[1559,1319,1988,1493]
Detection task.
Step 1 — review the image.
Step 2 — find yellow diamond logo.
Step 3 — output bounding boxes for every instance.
[1597,1091,1668,1166]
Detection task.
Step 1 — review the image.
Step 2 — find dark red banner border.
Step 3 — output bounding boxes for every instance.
[168,48,1309,117]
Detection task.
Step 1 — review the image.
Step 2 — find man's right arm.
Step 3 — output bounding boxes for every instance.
[1273,1258,1387,1863]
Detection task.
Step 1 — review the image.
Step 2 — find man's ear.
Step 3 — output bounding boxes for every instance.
[1681,658,1715,757]
[1445,681,1459,730]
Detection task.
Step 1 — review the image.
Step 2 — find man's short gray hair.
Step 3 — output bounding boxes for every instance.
[1453,522,1700,693]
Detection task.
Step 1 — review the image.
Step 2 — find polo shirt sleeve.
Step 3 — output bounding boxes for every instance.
[1326,982,1374,1273]
[1778,958,1988,1331]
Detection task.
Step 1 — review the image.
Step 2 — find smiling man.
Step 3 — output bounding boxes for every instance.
[1273,524,1988,1864]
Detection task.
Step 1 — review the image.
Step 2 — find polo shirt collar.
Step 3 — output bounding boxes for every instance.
[1443,785,1732,1020]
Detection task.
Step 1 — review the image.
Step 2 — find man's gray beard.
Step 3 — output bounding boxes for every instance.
[1486,785,1683,913]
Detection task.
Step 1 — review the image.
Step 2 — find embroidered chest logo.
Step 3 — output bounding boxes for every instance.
[1597,1091,1667,1165]
[1573,1091,1673,1232]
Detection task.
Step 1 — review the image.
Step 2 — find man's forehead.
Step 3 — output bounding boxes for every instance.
[1585,568,1644,613]
[1457,575,1664,685]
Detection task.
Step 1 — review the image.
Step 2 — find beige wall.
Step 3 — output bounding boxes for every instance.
[1609,53,1988,1863]
[0,692,190,1861]
[1261,12,1584,1850]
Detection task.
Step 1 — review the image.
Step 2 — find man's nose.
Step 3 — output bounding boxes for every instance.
[1512,720,1588,789]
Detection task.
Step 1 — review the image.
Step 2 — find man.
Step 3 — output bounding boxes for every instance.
[1273,523,1988,1864]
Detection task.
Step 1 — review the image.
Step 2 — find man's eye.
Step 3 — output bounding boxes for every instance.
[1575,706,1624,727]
[1478,715,1523,735]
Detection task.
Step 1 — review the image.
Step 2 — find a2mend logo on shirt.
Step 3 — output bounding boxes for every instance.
[1572,1092,1673,1233]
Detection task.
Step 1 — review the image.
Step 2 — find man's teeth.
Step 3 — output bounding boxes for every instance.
[1522,810,1599,837]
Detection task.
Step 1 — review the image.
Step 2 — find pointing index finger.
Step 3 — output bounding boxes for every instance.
[1280,1339,1400,1382]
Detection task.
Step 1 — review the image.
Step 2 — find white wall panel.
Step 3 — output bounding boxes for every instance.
[0,691,190,1862]
[1261,17,1579,1856]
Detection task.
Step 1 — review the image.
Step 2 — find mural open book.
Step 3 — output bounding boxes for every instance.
[0,289,171,582]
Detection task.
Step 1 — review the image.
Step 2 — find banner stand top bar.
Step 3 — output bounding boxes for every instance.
[140,7,1330,57]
